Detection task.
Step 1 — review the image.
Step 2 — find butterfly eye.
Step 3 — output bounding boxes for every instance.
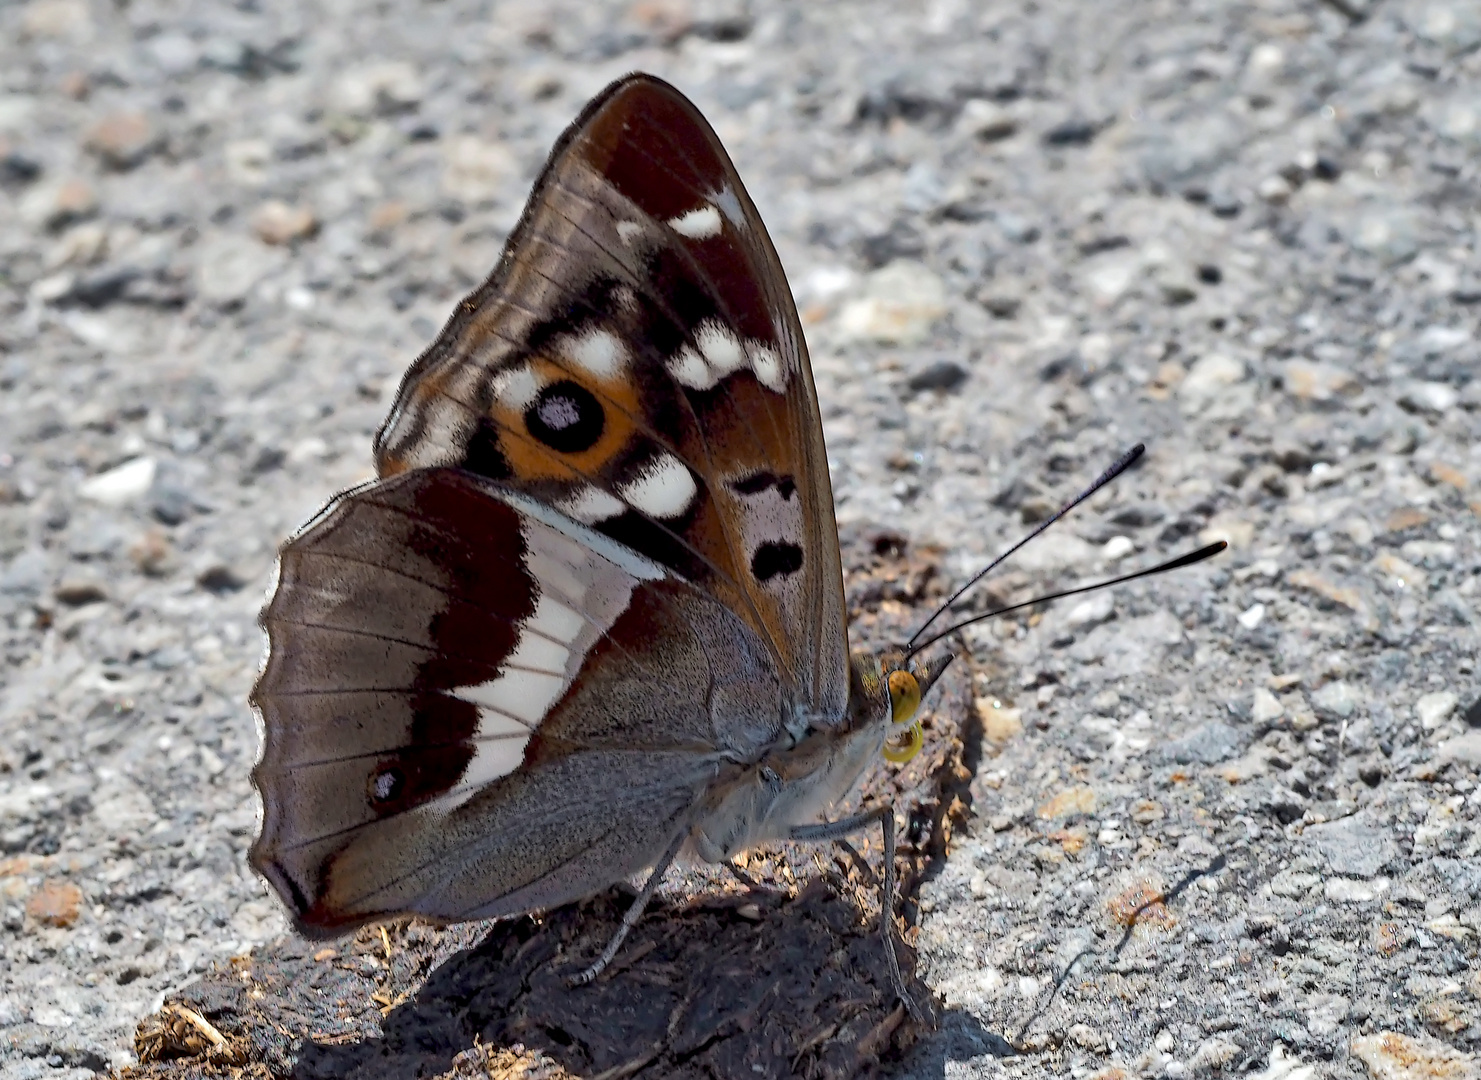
[887,669,921,724]
[883,721,923,763]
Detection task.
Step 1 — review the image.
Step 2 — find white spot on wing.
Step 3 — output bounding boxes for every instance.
[556,485,626,525]
[667,344,716,390]
[452,738,528,793]
[616,220,643,246]
[748,343,785,391]
[490,366,542,412]
[619,453,697,519]
[711,185,746,228]
[450,705,529,739]
[528,593,584,644]
[668,204,723,240]
[561,328,625,379]
[503,631,567,674]
[668,322,789,393]
[696,321,745,378]
[453,668,562,725]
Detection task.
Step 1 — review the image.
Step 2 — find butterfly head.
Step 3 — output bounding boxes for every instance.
[849,650,953,765]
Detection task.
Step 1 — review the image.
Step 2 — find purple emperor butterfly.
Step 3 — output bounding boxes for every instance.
[250,73,951,1012]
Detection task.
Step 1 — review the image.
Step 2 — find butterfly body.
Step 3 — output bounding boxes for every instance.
[688,656,892,863]
[249,74,945,1002]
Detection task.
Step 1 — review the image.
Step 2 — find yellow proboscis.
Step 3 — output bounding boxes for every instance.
[883,720,924,763]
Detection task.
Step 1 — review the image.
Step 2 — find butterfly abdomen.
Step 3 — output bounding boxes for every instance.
[689,717,889,863]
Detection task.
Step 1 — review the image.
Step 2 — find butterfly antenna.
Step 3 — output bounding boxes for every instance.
[906,443,1146,650]
[906,540,1226,657]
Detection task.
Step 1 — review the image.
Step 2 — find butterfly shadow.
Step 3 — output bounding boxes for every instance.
[288,879,1000,1080]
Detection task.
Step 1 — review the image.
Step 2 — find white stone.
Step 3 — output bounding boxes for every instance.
[441,135,513,204]
[1257,175,1294,204]
[1416,691,1459,731]
[231,898,287,943]
[1066,592,1115,628]
[1400,381,1458,415]
[1015,532,1097,573]
[1324,877,1382,903]
[91,780,158,831]
[1415,3,1481,53]
[1251,1044,1315,1080]
[1283,360,1358,402]
[1101,535,1135,562]
[837,261,948,345]
[328,60,424,116]
[196,234,284,305]
[1352,208,1421,265]
[1438,732,1481,765]
[79,456,156,505]
[1238,603,1266,630]
[1084,255,1139,305]
[287,437,329,464]
[1180,353,1246,398]
[1251,687,1284,723]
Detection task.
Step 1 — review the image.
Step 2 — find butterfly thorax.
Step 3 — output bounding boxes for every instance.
[686,652,908,863]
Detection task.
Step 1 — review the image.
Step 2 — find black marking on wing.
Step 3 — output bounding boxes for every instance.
[750,541,803,583]
[730,471,797,499]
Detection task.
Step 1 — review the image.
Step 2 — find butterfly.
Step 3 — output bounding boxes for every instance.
[249,72,953,1017]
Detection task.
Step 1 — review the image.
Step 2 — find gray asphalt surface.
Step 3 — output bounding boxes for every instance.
[1,0,1478,1076]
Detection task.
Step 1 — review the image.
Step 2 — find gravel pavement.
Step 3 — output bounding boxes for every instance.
[1,0,1479,1076]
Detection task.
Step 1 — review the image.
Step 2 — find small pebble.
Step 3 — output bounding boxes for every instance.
[1251,687,1283,723]
[837,261,948,345]
[1237,603,1265,630]
[1415,691,1458,731]
[84,112,155,170]
[906,359,968,393]
[26,880,82,928]
[53,578,107,606]
[79,456,156,505]
[252,201,319,246]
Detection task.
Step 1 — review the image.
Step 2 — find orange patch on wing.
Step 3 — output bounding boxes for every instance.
[494,355,642,482]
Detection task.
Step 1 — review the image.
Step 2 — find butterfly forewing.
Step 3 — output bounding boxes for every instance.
[374,75,847,722]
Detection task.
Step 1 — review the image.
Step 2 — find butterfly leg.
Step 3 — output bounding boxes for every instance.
[790,804,924,1024]
[723,859,789,897]
[567,831,686,988]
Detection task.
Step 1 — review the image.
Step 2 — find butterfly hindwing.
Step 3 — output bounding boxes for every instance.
[250,467,787,932]
[374,74,848,724]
